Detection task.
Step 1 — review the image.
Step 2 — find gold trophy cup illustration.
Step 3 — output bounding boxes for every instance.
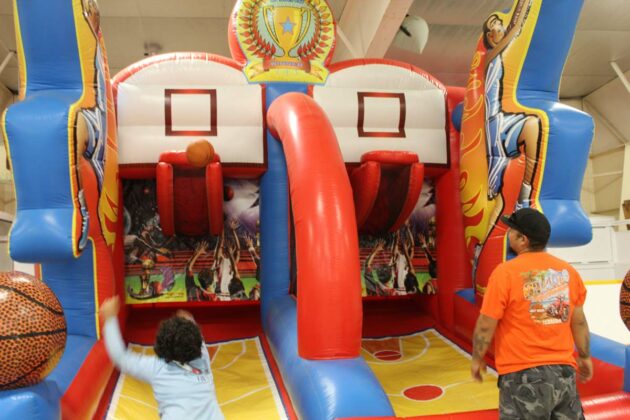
[263,5,311,68]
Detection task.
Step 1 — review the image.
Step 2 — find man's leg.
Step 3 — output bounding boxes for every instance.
[551,365,585,420]
[498,367,556,420]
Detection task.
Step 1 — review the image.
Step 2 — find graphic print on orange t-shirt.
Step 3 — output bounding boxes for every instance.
[522,269,570,325]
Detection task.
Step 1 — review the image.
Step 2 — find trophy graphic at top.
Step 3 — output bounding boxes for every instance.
[232,0,336,84]
[263,5,311,66]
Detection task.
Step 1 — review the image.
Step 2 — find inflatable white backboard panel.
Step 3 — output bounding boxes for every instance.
[115,55,265,166]
[313,63,448,165]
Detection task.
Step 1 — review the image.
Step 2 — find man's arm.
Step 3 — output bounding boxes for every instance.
[571,306,593,382]
[471,314,498,383]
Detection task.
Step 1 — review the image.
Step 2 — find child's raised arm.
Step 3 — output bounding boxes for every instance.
[101,296,159,383]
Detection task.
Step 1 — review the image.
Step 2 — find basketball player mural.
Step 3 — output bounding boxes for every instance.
[75,0,119,253]
[474,0,541,273]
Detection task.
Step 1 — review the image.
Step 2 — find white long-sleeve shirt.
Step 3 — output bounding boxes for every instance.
[104,318,224,420]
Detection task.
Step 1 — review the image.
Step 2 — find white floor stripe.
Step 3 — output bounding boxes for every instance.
[119,394,158,409]
[218,385,270,407]
[364,331,430,365]
[215,340,246,370]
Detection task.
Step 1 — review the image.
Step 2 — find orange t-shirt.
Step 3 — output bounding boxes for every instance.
[480,252,587,375]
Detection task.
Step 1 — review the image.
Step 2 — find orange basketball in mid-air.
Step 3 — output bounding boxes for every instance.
[0,272,67,390]
[186,139,215,167]
[620,270,630,331]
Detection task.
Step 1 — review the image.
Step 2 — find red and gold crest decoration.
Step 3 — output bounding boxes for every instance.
[229,0,336,84]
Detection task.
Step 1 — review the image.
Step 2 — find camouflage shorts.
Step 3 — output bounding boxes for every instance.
[498,365,584,419]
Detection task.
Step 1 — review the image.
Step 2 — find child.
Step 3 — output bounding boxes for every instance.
[100,297,224,419]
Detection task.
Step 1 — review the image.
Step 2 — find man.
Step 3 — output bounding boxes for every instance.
[471,208,592,419]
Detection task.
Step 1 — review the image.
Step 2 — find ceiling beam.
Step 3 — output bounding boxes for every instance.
[583,99,629,146]
[611,62,630,96]
[334,0,413,62]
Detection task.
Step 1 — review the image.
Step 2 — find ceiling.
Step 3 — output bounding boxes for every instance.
[0,0,629,99]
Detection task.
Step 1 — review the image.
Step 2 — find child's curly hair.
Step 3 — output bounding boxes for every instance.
[154,317,202,363]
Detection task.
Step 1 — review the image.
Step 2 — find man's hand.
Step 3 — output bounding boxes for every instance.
[471,358,487,383]
[577,356,593,382]
[99,296,120,321]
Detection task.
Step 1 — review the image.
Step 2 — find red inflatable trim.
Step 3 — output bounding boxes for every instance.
[159,150,220,167]
[61,341,113,420]
[206,162,224,235]
[156,162,175,236]
[390,162,425,232]
[582,391,630,419]
[267,92,362,359]
[350,161,380,227]
[361,150,419,165]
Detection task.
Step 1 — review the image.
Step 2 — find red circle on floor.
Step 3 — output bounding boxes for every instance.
[403,385,444,401]
[374,350,401,361]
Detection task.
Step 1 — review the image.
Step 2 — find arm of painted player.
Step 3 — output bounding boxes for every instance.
[471,314,498,383]
[571,306,593,382]
[187,241,208,272]
[485,0,531,66]
[244,235,259,260]
[366,240,384,271]
[228,245,241,279]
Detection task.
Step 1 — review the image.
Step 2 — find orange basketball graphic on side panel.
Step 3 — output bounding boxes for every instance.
[186,139,215,167]
[0,272,67,390]
[620,270,630,331]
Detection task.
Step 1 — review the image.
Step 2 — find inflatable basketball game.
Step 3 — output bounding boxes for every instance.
[1,0,629,419]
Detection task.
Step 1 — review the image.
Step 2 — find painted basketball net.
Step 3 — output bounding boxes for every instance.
[234,0,335,84]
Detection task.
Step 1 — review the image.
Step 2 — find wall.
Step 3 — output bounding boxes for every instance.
[581,70,630,221]
[0,82,15,214]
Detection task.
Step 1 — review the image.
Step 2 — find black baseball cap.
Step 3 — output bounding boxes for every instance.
[500,208,551,245]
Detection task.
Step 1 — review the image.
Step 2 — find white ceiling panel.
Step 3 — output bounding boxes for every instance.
[577,0,630,31]
[408,0,512,27]
[96,0,232,18]
[0,14,15,51]
[586,74,630,144]
[99,17,150,68]
[564,31,630,76]
[559,75,618,99]
[139,17,231,57]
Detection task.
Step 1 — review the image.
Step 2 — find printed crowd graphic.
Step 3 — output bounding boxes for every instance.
[123,178,437,303]
[123,179,261,303]
[357,180,438,298]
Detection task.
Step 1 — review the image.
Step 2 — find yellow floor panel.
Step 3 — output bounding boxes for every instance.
[362,329,499,417]
[106,337,287,420]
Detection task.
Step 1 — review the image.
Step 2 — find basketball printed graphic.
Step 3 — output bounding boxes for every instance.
[0,272,67,390]
[620,270,630,331]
